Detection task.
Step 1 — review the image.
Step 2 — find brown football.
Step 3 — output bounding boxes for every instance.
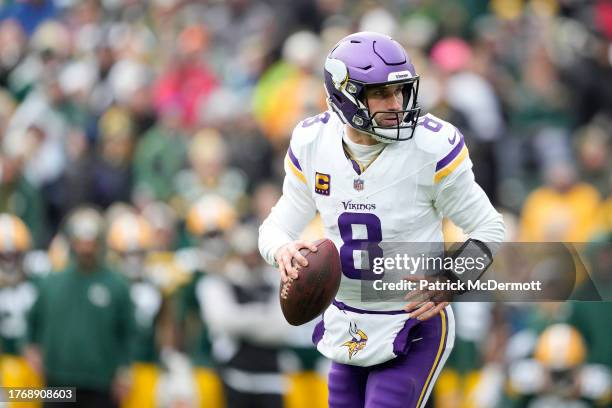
[280,238,341,326]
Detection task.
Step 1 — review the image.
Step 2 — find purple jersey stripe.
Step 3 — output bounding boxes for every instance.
[350,159,362,175]
[333,299,408,315]
[392,317,420,355]
[341,143,363,175]
[312,318,325,345]
[435,132,464,171]
[288,145,302,171]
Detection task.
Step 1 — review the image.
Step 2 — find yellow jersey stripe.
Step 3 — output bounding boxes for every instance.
[286,154,307,184]
[434,146,468,183]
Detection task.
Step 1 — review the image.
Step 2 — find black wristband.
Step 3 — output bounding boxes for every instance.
[444,239,493,294]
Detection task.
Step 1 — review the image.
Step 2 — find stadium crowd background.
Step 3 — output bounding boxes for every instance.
[0,0,610,407]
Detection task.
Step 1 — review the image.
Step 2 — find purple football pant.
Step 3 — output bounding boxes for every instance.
[328,308,454,408]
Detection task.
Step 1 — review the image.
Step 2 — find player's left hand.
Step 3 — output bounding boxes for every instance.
[403,276,454,321]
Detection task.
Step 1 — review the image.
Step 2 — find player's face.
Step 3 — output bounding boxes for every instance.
[365,84,404,127]
[72,239,100,269]
[0,253,24,286]
[118,251,146,281]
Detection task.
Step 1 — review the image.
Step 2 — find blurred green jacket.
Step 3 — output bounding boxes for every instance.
[27,262,134,391]
[133,125,187,202]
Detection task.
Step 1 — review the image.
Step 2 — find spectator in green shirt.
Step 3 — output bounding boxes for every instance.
[0,155,48,247]
[132,111,187,206]
[24,207,134,408]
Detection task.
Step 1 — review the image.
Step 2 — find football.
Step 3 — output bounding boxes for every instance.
[280,238,341,326]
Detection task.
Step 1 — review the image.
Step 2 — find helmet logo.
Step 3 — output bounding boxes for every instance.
[325,58,349,89]
[387,71,413,81]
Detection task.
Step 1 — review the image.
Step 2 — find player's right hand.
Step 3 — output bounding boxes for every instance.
[274,240,318,283]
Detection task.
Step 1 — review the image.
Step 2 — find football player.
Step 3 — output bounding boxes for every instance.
[505,324,611,407]
[0,214,43,408]
[172,194,240,408]
[259,32,505,407]
[200,223,290,408]
[106,211,164,408]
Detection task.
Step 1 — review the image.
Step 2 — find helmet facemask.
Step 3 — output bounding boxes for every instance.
[359,78,421,143]
[325,60,421,143]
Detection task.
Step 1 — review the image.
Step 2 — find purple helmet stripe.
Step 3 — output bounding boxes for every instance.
[435,132,465,171]
[287,146,302,171]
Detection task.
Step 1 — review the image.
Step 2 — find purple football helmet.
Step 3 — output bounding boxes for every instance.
[324,32,421,142]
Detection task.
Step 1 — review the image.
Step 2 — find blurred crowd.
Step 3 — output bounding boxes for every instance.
[0,0,611,407]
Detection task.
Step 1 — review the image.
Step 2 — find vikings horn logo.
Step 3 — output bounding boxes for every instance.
[342,322,368,360]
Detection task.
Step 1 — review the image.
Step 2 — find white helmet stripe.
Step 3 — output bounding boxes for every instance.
[325,58,349,89]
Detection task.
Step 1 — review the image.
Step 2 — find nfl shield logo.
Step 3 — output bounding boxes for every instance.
[353,178,364,191]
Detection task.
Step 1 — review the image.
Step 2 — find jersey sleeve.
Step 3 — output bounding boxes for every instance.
[414,114,473,187]
[433,151,505,253]
[258,130,317,266]
[433,128,472,185]
[284,143,308,187]
[421,119,505,252]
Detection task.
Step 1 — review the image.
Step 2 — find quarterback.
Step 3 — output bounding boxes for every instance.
[259,32,505,407]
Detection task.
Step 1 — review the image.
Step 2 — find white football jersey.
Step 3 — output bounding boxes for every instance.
[0,281,38,341]
[262,110,503,308]
[259,110,504,366]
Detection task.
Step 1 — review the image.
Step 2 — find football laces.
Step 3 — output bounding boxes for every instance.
[280,279,293,300]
